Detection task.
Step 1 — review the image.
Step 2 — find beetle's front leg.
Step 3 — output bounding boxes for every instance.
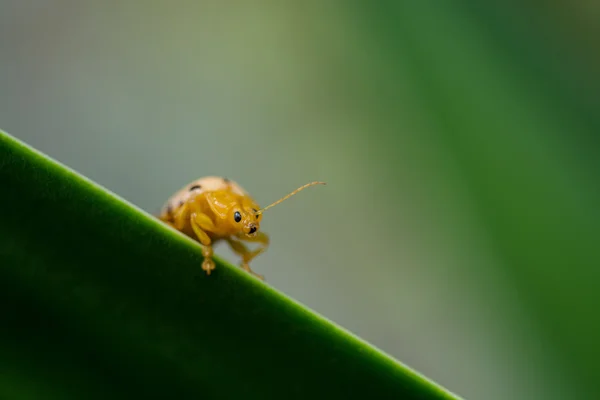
[190,211,218,275]
[226,232,270,280]
[241,231,270,262]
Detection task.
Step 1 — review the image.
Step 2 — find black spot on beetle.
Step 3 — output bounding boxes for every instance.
[189,184,201,191]
[179,201,184,207]
[223,177,230,183]
[167,204,173,215]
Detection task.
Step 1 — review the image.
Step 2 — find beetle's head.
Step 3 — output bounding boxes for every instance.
[231,199,263,237]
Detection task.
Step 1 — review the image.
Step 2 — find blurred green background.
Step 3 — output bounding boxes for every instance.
[1,1,599,399]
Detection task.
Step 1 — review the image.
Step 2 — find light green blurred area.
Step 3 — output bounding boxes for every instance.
[1,1,599,399]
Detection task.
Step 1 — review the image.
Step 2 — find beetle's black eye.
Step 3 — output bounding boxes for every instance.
[234,211,242,223]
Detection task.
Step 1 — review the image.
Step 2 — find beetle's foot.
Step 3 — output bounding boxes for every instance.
[202,259,216,275]
[242,263,264,280]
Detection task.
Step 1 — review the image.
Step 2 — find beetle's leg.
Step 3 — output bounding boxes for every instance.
[190,212,218,275]
[240,231,270,259]
[225,232,269,280]
[225,238,264,280]
[172,202,191,230]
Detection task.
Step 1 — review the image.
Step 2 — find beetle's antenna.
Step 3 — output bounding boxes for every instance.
[257,181,326,215]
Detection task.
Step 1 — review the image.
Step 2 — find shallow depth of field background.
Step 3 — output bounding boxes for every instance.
[1,1,599,399]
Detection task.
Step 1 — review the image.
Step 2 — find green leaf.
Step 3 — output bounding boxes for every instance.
[0,129,459,400]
